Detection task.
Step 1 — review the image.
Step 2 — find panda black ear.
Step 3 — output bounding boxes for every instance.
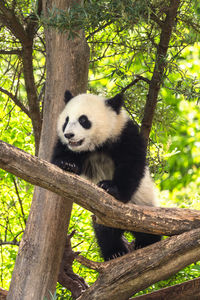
[64,90,73,104]
[106,93,124,114]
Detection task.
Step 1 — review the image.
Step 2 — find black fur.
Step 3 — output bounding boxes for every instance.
[52,117,161,261]
[64,90,73,104]
[52,121,146,203]
[106,93,124,114]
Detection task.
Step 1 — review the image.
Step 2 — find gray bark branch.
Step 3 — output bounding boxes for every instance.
[78,227,200,300]
[1,139,200,237]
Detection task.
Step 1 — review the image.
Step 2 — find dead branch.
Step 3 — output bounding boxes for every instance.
[0,139,200,237]
[75,255,104,272]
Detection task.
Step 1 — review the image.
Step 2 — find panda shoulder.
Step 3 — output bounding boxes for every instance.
[119,120,146,152]
[122,120,141,139]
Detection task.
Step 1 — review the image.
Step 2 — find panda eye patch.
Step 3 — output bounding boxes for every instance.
[62,116,69,132]
[79,115,91,129]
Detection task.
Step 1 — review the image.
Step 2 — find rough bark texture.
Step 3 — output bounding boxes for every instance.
[77,228,200,300]
[58,231,89,299]
[141,0,180,141]
[6,0,89,299]
[0,288,7,300]
[1,140,200,237]
[134,277,200,300]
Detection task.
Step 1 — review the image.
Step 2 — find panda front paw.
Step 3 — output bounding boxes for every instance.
[58,160,80,174]
[97,180,119,199]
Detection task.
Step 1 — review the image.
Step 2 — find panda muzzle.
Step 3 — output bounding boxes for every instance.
[69,139,84,147]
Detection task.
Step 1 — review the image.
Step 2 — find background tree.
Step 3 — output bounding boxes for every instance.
[0,0,200,299]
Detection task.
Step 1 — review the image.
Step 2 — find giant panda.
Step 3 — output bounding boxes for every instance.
[51,90,161,261]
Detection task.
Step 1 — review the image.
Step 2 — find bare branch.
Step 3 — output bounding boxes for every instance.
[0,87,31,118]
[12,177,26,225]
[76,255,104,272]
[0,240,20,246]
[0,87,31,117]
[0,50,22,55]
[121,75,150,94]
[1,140,200,236]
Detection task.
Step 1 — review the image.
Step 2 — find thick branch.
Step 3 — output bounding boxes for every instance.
[1,140,200,236]
[134,277,200,300]
[141,0,180,141]
[78,227,200,300]
[0,1,29,44]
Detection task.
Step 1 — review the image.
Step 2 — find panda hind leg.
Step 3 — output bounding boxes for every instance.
[133,232,161,250]
[93,222,129,261]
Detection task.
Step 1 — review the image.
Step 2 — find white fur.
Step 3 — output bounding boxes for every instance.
[130,168,158,207]
[57,93,156,207]
[81,152,114,184]
[57,93,129,152]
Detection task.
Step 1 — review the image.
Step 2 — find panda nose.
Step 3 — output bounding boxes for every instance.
[64,133,74,139]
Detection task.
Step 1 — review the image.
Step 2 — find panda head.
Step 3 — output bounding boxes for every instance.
[57,90,129,152]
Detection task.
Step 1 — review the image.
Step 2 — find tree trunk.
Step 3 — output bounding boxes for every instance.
[7,0,89,299]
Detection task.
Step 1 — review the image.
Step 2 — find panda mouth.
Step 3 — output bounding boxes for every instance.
[69,139,84,147]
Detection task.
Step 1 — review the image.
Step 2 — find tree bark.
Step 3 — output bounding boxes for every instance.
[0,288,7,300]
[141,0,180,141]
[1,140,200,237]
[6,0,89,299]
[77,227,200,300]
[134,277,200,300]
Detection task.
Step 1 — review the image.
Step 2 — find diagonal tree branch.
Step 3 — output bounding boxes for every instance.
[0,87,31,117]
[1,140,200,236]
[0,1,29,44]
[0,0,42,154]
[134,277,200,300]
[78,227,200,300]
